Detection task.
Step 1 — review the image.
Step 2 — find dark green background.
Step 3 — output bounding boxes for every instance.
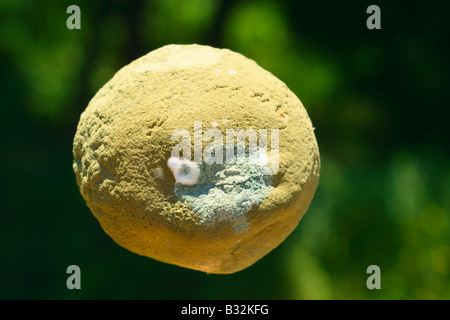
[1,0,449,299]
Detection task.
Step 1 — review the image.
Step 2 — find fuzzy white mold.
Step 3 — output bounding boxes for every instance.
[167,157,201,186]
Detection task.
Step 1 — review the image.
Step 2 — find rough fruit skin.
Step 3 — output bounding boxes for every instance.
[72,44,320,274]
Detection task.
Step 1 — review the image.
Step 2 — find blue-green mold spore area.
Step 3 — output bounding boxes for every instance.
[174,149,273,234]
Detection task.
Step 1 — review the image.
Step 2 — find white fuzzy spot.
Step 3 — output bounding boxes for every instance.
[153,167,164,179]
[167,157,200,185]
[228,69,237,75]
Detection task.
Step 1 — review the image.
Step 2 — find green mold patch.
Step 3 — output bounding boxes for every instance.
[173,146,274,233]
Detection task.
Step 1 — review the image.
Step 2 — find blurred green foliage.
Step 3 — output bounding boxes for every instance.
[0,0,449,299]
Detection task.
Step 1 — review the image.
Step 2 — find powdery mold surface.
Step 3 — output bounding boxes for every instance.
[173,146,274,234]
